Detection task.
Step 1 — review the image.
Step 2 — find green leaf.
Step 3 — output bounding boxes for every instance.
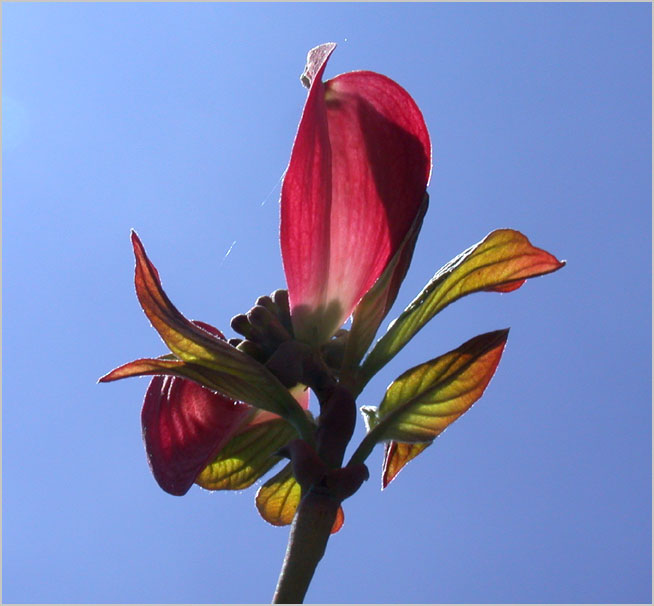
[381,441,432,489]
[119,232,311,434]
[374,329,509,443]
[254,463,345,533]
[100,357,299,423]
[195,418,297,491]
[342,194,428,374]
[255,463,302,527]
[359,229,564,386]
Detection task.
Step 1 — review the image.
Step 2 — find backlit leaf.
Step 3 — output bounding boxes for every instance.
[343,194,428,375]
[196,419,297,491]
[100,357,279,416]
[255,463,345,533]
[126,232,309,425]
[381,441,431,489]
[360,229,563,385]
[374,329,508,443]
[255,463,302,527]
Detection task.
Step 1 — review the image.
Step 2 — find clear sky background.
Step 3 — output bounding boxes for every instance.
[3,3,651,604]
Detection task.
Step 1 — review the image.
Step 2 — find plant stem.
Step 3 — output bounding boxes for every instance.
[347,408,394,467]
[347,428,379,468]
[272,489,340,604]
[289,406,318,450]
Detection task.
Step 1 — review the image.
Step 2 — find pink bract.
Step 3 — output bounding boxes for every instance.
[281,43,432,345]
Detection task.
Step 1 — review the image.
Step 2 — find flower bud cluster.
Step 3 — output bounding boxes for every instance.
[231,290,350,386]
[230,289,294,363]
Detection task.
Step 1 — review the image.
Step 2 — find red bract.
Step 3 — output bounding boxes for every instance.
[139,321,251,496]
[281,43,432,345]
[100,235,310,496]
[141,351,308,496]
[143,375,252,496]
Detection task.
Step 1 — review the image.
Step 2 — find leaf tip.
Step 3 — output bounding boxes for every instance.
[381,441,432,490]
[98,369,115,383]
[130,229,145,255]
[481,328,510,350]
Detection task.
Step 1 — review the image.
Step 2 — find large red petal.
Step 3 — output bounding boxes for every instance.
[142,375,253,496]
[140,321,253,496]
[280,44,335,344]
[281,43,431,344]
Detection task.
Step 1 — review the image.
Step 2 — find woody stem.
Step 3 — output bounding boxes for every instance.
[272,488,340,604]
[272,350,359,603]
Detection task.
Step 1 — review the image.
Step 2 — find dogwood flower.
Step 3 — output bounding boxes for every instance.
[281,43,431,345]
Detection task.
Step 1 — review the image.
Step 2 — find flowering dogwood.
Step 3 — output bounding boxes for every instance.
[100,43,564,603]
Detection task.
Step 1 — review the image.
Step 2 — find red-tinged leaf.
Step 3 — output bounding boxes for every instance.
[100,355,286,420]
[374,330,509,443]
[100,357,186,382]
[255,463,345,534]
[141,375,253,496]
[100,358,311,415]
[281,43,431,345]
[195,418,298,491]
[343,193,428,375]
[491,279,525,293]
[381,441,432,489]
[361,229,564,385]
[131,231,234,366]
[331,506,345,533]
[126,232,310,426]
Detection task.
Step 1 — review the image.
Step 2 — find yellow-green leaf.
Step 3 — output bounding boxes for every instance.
[255,463,345,533]
[375,330,508,443]
[127,232,310,431]
[100,357,282,417]
[360,229,564,386]
[195,418,297,491]
[255,463,302,527]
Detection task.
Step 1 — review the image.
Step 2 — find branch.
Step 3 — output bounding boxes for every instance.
[272,489,340,603]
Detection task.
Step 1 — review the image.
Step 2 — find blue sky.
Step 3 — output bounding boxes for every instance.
[3,2,651,604]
